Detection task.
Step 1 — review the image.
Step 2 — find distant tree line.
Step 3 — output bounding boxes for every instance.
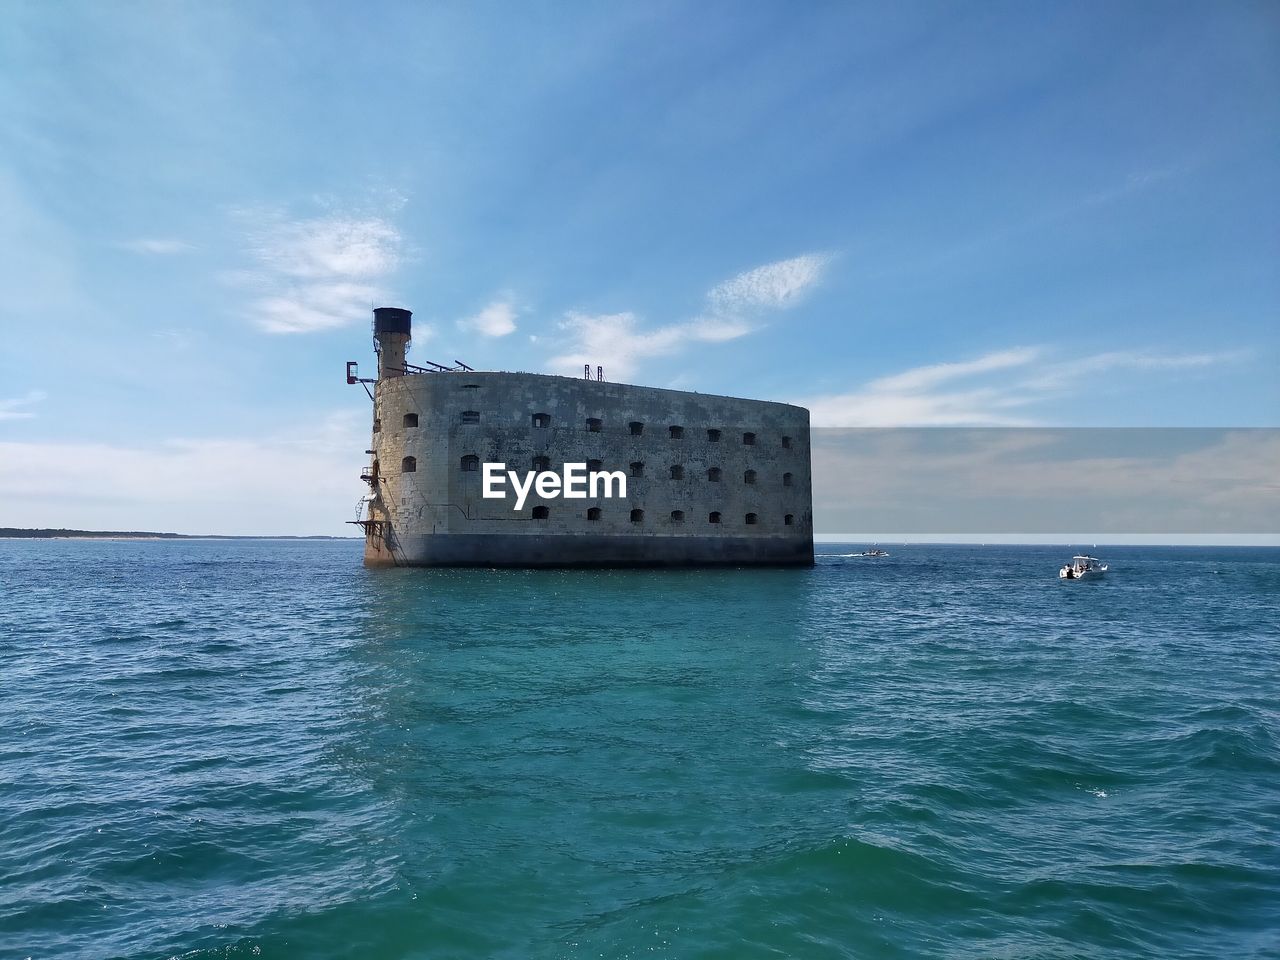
[0,528,353,539]
[0,528,185,539]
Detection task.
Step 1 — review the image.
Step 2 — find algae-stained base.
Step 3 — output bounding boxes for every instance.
[364,532,814,568]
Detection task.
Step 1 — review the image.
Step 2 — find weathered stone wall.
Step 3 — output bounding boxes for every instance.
[363,371,813,567]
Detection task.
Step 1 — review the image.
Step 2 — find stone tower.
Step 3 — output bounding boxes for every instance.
[373,306,412,379]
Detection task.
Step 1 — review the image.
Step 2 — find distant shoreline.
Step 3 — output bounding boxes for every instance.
[0,528,358,541]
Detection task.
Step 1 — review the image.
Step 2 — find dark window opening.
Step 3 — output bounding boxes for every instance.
[403,413,418,428]
[782,435,792,449]
[630,508,644,523]
[586,417,602,433]
[708,511,722,524]
[533,455,551,471]
[670,465,683,480]
[587,507,602,521]
[745,512,758,525]
[460,410,480,424]
[743,432,756,446]
[671,510,684,522]
[784,514,795,526]
[707,467,722,482]
[460,454,479,472]
[629,421,644,436]
[532,412,551,428]
[587,459,603,472]
[532,505,549,519]
[783,472,793,487]
[744,470,757,485]
[707,428,721,442]
[630,461,644,478]
[669,425,684,439]
[462,383,480,389]
[401,456,417,474]
[372,418,381,433]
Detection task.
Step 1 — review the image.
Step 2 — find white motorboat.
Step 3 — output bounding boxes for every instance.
[857,547,889,557]
[1059,555,1108,580]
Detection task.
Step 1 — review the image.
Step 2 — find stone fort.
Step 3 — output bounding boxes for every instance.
[353,307,813,567]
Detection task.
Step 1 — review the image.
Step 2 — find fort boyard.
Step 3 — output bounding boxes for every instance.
[348,307,813,567]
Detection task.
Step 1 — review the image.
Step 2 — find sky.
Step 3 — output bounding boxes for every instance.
[0,1,1276,536]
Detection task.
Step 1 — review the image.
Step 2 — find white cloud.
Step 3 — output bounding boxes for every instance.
[547,252,831,380]
[800,347,1246,427]
[0,411,367,536]
[865,347,1042,394]
[121,238,194,255]
[232,209,404,334]
[811,428,1280,535]
[548,311,754,381]
[707,253,832,312]
[0,390,46,422]
[458,300,518,338]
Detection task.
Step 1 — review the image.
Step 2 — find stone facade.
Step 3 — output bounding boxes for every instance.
[361,367,813,568]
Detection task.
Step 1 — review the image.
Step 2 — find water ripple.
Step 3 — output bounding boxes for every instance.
[1,540,1276,958]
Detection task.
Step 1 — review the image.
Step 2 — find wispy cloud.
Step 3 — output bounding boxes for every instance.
[707,253,833,312]
[0,390,46,422]
[549,312,752,381]
[120,238,194,255]
[548,252,832,379]
[800,347,1246,427]
[230,207,404,334]
[865,347,1041,394]
[458,299,518,338]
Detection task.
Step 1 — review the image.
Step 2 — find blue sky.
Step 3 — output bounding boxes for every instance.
[1,1,1276,534]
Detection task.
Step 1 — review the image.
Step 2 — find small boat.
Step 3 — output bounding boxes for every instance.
[857,547,889,557]
[1059,555,1107,580]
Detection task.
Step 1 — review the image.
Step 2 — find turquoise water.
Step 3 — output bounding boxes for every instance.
[1,540,1277,959]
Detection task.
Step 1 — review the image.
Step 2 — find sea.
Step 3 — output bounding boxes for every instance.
[1,539,1276,959]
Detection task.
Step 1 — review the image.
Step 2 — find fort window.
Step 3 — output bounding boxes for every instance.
[783,472,793,487]
[744,469,757,485]
[671,510,685,522]
[707,467,722,482]
[670,465,684,480]
[462,383,481,389]
[743,432,756,446]
[532,412,551,428]
[784,514,795,526]
[708,511,722,524]
[630,461,645,478]
[460,410,480,424]
[745,512,758,525]
[586,417,602,433]
[669,425,684,439]
[532,506,550,520]
[460,454,480,472]
[403,413,418,428]
[707,428,721,442]
[372,418,382,433]
[587,507,602,521]
[630,508,644,523]
[533,455,551,471]
[401,456,417,474]
[782,435,792,449]
[629,421,644,436]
